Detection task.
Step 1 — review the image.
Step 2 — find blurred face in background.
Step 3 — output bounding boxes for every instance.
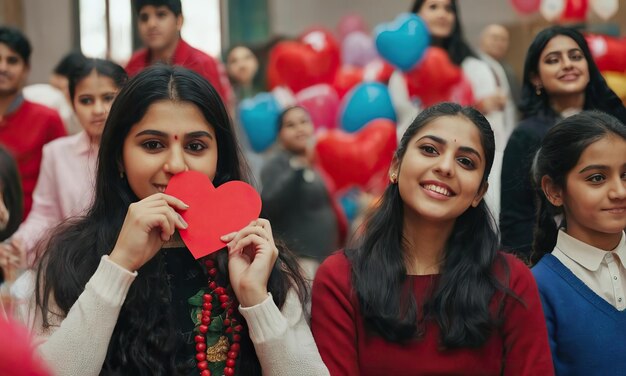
[416,0,455,40]
[279,107,314,155]
[0,43,28,97]
[137,5,182,53]
[226,46,258,86]
[480,24,510,61]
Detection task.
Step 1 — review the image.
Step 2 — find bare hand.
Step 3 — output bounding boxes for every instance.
[0,238,25,280]
[109,193,188,272]
[221,219,279,307]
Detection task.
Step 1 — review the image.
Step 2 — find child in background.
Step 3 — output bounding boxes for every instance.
[0,59,127,268]
[532,111,626,376]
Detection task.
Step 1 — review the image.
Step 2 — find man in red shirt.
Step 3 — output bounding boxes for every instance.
[126,0,233,105]
[0,27,66,219]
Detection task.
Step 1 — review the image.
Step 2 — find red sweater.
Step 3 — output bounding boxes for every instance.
[311,251,554,376]
[125,39,233,104]
[0,100,66,218]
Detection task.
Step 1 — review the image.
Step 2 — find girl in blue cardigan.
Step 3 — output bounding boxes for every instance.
[531,111,626,376]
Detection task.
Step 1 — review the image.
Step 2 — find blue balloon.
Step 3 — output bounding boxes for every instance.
[340,82,396,133]
[374,13,430,71]
[239,93,281,153]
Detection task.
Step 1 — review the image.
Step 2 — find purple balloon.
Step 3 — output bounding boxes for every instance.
[342,31,379,67]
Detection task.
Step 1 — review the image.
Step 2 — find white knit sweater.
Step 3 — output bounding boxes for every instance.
[15,256,329,376]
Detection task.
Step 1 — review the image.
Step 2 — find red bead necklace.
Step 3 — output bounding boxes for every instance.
[194,258,242,376]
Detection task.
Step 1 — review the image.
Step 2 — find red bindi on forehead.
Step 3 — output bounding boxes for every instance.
[174,135,178,140]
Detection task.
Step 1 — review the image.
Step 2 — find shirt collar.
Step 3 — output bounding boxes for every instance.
[4,92,25,116]
[73,131,96,155]
[555,230,626,271]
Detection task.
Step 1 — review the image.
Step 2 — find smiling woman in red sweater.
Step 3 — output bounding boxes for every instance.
[311,102,553,376]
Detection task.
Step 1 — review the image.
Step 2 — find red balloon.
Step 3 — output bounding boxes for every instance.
[448,75,475,106]
[509,0,541,14]
[267,29,340,93]
[0,318,51,376]
[315,118,397,192]
[404,47,463,107]
[561,0,589,21]
[333,66,364,99]
[585,34,626,72]
[296,84,340,130]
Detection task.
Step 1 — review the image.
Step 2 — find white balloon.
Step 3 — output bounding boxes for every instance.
[591,0,618,20]
[540,0,565,21]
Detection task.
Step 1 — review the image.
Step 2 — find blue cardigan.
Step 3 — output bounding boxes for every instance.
[532,254,626,376]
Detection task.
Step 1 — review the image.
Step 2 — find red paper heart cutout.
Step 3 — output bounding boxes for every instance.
[315,118,397,192]
[165,171,262,259]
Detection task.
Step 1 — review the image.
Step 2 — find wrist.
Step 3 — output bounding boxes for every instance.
[238,287,270,308]
[109,249,137,272]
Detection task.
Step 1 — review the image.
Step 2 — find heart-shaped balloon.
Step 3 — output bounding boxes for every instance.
[339,82,397,133]
[315,118,397,192]
[585,34,626,73]
[165,171,262,259]
[404,47,463,107]
[363,59,395,84]
[540,0,566,21]
[561,0,589,21]
[295,84,340,130]
[510,0,541,14]
[342,31,378,67]
[374,13,430,72]
[333,65,364,99]
[239,92,281,152]
[267,29,340,93]
[590,0,618,20]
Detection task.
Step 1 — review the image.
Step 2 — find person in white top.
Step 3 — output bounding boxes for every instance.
[22,52,87,135]
[15,65,328,376]
[531,111,626,374]
[388,0,507,221]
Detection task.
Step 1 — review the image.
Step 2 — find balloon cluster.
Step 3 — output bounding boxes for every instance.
[509,0,618,21]
[585,33,626,104]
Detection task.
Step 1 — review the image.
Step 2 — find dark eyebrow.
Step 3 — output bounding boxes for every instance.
[579,164,608,174]
[135,130,214,140]
[136,130,167,137]
[185,131,214,140]
[417,135,482,161]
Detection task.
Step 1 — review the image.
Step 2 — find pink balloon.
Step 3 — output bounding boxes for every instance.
[296,84,340,130]
[509,0,541,14]
[341,31,378,67]
[337,13,368,42]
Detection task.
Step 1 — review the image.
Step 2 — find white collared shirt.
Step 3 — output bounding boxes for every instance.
[553,230,626,310]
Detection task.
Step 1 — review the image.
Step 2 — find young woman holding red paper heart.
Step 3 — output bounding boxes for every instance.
[14,66,328,376]
[311,102,553,375]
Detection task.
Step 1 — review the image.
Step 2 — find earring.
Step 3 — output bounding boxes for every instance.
[390,173,397,183]
[119,171,125,179]
[535,86,542,96]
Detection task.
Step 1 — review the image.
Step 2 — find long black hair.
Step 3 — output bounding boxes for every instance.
[411,0,476,66]
[36,65,308,375]
[0,147,23,241]
[68,58,128,102]
[348,102,512,348]
[531,111,626,264]
[520,26,626,122]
